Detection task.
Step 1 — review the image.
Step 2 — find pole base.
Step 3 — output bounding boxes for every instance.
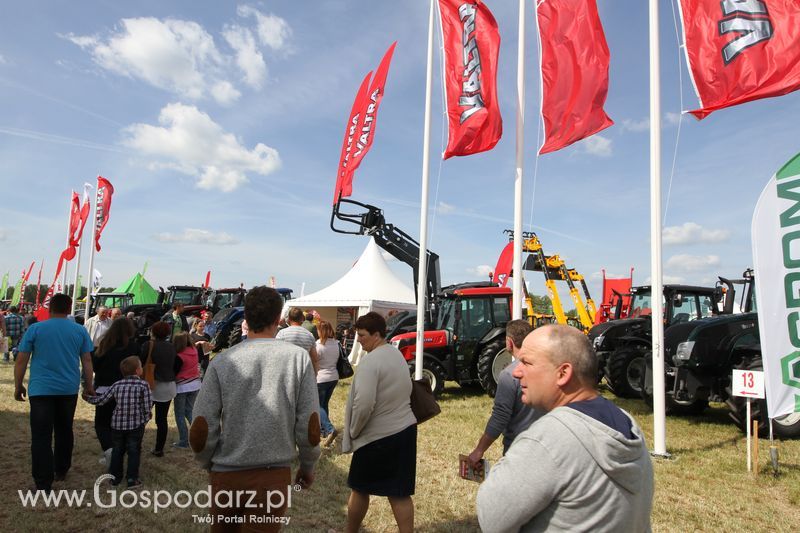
[649,450,672,460]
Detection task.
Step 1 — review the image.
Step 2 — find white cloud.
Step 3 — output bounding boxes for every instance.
[153,228,239,245]
[437,201,455,215]
[0,228,8,241]
[237,5,292,51]
[665,254,720,272]
[665,112,682,125]
[622,118,649,132]
[0,54,6,65]
[663,222,731,245]
[222,25,267,89]
[67,17,236,104]
[210,81,241,105]
[578,135,612,157]
[468,265,494,278]
[122,103,281,192]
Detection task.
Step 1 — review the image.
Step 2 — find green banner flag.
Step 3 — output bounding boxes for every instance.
[0,272,8,300]
[75,274,83,302]
[10,278,23,306]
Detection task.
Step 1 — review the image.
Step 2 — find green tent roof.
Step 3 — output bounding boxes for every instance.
[115,272,159,305]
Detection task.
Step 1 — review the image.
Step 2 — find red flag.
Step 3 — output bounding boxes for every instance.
[94,176,114,252]
[68,192,80,246]
[333,71,373,203]
[439,0,502,159]
[537,0,613,155]
[492,242,514,287]
[339,42,397,198]
[34,260,43,308]
[204,271,211,289]
[77,183,91,243]
[679,0,800,119]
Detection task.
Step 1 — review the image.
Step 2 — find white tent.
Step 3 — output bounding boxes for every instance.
[284,238,416,362]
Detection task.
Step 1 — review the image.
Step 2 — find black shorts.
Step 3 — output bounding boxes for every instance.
[347,424,417,497]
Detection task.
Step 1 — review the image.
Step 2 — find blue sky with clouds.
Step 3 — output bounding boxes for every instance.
[2,0,799,304]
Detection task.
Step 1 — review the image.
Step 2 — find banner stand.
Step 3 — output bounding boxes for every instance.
[746,398,752,472]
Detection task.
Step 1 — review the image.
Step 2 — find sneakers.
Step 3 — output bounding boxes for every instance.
[171,442,189,449]
[321,429,338,448]
[98,448,113,465]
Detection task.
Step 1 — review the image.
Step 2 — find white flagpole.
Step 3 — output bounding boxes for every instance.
[415,0,435,381]
[83,180,100,322]
[512,0,526,319]
[650,0,668,456]
[62,191,73,291]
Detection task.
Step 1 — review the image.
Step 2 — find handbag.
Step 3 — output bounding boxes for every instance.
[410,377,441,424]
[143,340,157,390]
[336,343,354,379]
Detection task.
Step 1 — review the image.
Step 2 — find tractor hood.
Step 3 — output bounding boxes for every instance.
[391,330,450,361]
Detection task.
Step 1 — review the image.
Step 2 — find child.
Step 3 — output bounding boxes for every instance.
[84,356,152,488]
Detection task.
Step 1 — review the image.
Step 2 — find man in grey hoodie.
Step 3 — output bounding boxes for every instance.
[476,325,653,532]
[190,286,321,531]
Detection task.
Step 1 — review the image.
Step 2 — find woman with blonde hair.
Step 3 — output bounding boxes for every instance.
[315,320,341,447]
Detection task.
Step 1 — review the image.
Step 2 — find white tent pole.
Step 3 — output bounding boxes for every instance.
[415,0,435,381]
[512,0,526,319]
[83,179,100,322]
[650,0,668,456]
[62,191,73,291]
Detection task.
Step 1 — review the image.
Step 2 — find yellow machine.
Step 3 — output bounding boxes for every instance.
[504,231,596,332]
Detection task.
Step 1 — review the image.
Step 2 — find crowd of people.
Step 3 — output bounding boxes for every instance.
[7,287,654,532]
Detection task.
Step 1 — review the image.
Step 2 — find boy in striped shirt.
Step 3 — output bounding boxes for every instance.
[84,356,152,488]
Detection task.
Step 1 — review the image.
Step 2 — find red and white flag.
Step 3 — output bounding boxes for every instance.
[94,176,114,252]
[338,42,397,199]
[333,71,373,203]
[439,0,502,159]
[679,0,800,119]
[536,0,613,155]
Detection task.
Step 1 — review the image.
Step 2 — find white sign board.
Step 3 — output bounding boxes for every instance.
[732,369,765,399]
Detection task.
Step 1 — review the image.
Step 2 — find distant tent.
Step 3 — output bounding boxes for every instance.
[115,272,159,305]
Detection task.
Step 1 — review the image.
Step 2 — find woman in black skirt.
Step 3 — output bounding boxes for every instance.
[342,312,417,533]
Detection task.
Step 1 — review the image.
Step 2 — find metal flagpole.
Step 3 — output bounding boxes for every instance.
[415,0,436,381]
[650,0,668,456]
[83,180,100,322]
[62,191,74,291]
[512,0,526,319]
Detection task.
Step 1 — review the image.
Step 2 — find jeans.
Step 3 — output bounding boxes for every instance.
[173,390,198,446]
[109,425,145,483]
[29,395,78,490]
[153,401,171,452]
[317,380,338,436]
[94,400,116,452]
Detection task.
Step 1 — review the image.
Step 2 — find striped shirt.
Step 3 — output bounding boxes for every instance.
[87,376,152,430]
[276,325,315,353]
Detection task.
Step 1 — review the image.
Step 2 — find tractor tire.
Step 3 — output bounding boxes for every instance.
[413,358,446,398]
[227,324,243,349]
[606,347,646,399]
[639,372,708,416]
[727,358,800,438]
[477,338,511,398]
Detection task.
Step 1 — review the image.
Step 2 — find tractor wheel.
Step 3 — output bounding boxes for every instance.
[606,347,646,398]
[227,324,243,349]
[413,358,446,398]
[727,358,800,438]
[477,338,511,398]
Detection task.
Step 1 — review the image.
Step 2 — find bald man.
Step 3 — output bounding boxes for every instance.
[477,325,653,532]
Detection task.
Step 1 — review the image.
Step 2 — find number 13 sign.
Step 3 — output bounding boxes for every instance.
[732,369,765,399]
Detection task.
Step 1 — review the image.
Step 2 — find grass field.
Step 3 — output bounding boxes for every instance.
[1,362,799,532]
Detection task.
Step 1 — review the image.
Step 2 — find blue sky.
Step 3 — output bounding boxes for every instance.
[2,0,799,305]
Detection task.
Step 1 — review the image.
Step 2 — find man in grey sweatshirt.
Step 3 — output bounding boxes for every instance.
[190,286,321,531]
[476,325,653,532]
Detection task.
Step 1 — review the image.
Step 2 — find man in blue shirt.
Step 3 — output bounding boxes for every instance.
[15,293,95,492]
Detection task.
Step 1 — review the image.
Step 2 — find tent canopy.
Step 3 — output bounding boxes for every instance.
[115,272,159,305]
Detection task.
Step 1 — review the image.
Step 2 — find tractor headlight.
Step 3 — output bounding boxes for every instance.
[675,341,695,361]
[593,335,605,349]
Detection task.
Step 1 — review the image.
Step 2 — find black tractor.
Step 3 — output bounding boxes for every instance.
[641,270,800,437]
[588,284,722,398]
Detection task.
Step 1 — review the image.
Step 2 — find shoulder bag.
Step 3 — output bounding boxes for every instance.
[336,343,354,379]
[143,340,157,390]
[410,376,441,424]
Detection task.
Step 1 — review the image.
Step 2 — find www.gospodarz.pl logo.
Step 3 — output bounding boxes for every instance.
[18,474,299,516]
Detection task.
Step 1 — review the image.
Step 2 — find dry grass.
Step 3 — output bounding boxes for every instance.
[1,362,799,532]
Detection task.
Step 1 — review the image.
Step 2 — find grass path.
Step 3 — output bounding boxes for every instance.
[0,363,798,531]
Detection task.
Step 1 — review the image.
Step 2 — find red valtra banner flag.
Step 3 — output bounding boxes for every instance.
[94,176,114,251]
[679,0,800,119]
[333,71,373,203]
[68,191,80,247]
[339,42,397,199]
[536,0,613,155]
[439,0,502,159]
